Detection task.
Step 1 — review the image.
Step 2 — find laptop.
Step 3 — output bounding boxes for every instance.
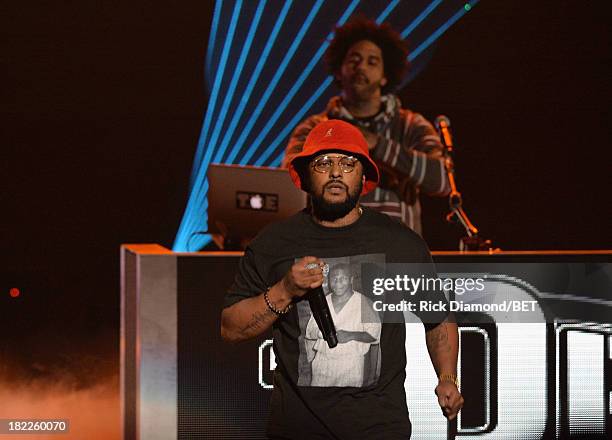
[207,164,307,247]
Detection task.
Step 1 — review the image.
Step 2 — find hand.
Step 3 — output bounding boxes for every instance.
[336,329,377,344]
[336,330,352,344]
[435,381,464,420]
[280,256,325,300]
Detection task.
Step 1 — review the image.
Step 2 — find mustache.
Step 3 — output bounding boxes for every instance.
[324,181,348,191]
[351,72,369,83]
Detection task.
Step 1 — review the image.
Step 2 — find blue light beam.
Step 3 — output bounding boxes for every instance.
[205,0,224,83]
[409,0,479,62]
[401,0,443,39]
[376,0,400,24]
[248,0,361,166]
[212,0,293,166]
[205,0,267,167]
[224,0,325,165]
[188,0,243,185]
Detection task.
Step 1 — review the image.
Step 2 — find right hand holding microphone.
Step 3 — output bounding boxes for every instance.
[280,256,325,300]
[277,256,337,349]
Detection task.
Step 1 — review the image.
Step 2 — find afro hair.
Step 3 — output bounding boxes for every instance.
[324,16,409,94]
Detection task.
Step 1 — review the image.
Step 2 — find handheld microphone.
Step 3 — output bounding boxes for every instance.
[308,286,338,348]
[434,115,453,152]
[305,262,337,348]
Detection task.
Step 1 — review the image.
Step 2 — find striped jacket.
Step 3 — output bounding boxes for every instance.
[283,95,450,235]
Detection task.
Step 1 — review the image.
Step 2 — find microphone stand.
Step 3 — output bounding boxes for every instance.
[437,118,494,252]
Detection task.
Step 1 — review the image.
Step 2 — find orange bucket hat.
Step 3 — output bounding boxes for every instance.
[287,119,380,195]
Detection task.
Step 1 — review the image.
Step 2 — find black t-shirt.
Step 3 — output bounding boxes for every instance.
[225,208,445,439]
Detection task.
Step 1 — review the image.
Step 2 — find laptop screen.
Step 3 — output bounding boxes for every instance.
[207,164,307,244]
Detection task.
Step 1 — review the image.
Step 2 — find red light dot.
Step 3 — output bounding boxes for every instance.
[9,288,20,298]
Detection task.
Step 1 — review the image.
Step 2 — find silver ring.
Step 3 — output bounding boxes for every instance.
[305,263,319,270]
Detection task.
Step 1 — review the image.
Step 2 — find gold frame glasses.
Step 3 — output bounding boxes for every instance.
[311,154,359,173]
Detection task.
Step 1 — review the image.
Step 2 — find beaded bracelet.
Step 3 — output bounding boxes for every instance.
[264,288,293,315]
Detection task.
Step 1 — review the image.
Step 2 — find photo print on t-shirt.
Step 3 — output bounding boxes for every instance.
[296,253,384,387]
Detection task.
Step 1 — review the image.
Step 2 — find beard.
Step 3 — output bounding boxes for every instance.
[311,180,362,222]
[343,74,381,101]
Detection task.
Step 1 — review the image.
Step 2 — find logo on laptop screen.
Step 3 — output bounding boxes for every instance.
[236,191,279,212]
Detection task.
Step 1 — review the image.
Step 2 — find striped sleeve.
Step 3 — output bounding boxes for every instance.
[371,111,450,196]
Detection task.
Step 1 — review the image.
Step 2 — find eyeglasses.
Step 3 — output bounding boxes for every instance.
[311,154,359,174]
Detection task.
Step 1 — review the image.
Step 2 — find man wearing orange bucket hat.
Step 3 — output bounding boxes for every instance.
[222,120,462,439]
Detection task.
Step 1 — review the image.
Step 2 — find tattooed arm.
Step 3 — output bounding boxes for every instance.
[220,285,288,343]
[425,317,464,420]
[425,318,459,376]
[220,256,324,343]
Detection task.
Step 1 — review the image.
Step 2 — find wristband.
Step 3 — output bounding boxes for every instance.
[438,373,459,387]
[264,288,293,315]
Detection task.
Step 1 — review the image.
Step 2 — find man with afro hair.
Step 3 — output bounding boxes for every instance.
[283,17,450,236]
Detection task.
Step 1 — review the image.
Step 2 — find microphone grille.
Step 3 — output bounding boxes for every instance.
[434,115,451,128]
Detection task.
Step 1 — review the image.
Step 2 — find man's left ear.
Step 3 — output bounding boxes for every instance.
[381,77,387,87]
